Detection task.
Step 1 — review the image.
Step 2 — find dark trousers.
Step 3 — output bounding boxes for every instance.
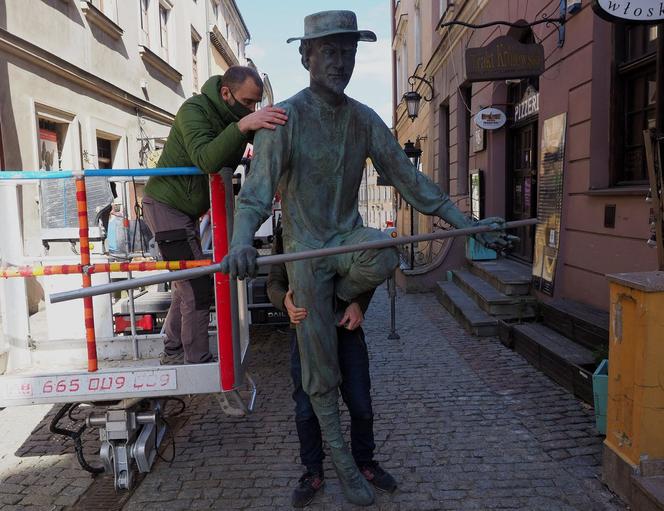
[142,196,213,364]
[290,327,375,474]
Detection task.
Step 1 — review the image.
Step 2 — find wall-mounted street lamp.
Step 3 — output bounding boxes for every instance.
[403,74,434,121]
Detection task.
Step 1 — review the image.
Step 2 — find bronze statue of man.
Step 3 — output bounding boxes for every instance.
[221,10,510,506]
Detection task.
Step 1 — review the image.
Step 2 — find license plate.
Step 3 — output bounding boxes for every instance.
[1,368,177,400]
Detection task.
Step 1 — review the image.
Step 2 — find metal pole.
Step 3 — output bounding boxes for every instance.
[210,171,235,391]
[121,183,139,360]
[410,207,415,269]
[75,176,98,372]
[221,167,243,388]
[50,219,538,303]
[387,271,400,340]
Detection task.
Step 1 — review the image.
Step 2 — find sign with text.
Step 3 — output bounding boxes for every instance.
[465,36,545,82]
[532,113,567,296]
[474,107,507,130]
[514,86,540,123]
[0,369,177,401]
[592,0,664,24]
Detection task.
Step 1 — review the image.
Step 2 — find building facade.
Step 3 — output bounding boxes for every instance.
[0,0,259,366]
[392,0,657,311]
[359,160,396,230]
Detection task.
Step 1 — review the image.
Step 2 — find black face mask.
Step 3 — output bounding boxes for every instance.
[227,89,253,119]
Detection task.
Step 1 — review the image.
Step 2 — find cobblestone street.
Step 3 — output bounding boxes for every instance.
[0,287,625,510]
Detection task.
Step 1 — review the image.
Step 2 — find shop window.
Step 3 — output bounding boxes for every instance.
[614,25,658,185]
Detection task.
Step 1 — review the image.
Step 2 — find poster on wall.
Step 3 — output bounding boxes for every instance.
[38,128,58,171]
[532,113,567,295]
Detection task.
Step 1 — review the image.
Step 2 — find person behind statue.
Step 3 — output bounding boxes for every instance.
[221,11,513,505]
[142,66,287,365]
[267,228,397,508]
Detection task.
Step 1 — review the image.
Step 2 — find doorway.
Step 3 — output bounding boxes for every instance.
[508,119,538,262]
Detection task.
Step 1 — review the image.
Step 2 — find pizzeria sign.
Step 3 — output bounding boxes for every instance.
[592,0,664,23]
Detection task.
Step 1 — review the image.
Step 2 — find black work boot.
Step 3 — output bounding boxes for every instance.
[359,461,398,493]
[310,391,375,506]
[291,470,324,508]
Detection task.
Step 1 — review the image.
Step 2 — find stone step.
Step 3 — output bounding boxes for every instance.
[540,298,609,351]
[512,323,596,404]
[469,258,532,296]
[434,281,498,337]
[452,269,536,318]
[632,475,664,511]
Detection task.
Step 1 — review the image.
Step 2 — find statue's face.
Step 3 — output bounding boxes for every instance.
[307,34,358,95]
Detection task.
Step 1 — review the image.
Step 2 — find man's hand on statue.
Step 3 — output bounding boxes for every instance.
[284,289,307,324]
[338,302,364,331]
[473,217,519,252]
[220,245,258,280]
[237,106,288,133]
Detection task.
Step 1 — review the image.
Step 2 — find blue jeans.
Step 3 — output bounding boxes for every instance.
[290,327,375,474]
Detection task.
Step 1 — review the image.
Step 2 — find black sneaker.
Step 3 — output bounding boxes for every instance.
[291,471,324,508]
[359,461,397,493]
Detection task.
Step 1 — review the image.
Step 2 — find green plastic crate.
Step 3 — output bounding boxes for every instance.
[592,359,609,435]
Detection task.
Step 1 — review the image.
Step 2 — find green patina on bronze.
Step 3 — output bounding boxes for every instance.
[221,10,510,506]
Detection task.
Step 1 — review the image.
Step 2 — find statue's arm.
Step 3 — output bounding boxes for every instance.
[367,110,472,229]
[231,118,292,248]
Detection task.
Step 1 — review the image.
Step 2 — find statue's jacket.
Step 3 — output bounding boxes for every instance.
[233,87,449,252]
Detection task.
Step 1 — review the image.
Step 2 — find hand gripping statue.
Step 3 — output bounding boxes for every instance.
[221,11,512,506]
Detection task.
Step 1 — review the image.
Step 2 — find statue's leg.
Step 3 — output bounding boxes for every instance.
[286,256,375,506]
[335,227,399,303]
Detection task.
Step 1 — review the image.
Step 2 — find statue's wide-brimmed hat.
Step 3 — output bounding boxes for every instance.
[286,10,376,43]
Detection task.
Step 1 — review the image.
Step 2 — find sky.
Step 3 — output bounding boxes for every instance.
[235,1,393,125]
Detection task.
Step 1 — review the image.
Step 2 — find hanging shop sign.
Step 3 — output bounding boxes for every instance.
[592,0,664,24]
[465,35,545,82]
[474,107,507,130]
[514,86,540,123]
[532,113,567,296]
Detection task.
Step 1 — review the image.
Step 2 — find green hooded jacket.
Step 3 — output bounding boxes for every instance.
[144,75,249,217]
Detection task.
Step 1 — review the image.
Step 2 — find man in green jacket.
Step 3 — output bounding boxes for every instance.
[143,66,287,365]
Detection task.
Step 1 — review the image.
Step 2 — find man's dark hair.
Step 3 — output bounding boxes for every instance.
[224,65,264,94]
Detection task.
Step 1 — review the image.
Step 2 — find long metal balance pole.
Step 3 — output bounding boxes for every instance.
[51,219,538,304]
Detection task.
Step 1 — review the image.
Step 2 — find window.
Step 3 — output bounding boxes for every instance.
[614,25,658,185]
[212,0,219,22]
[401,39,409,97]
[92,0,117,22]
[159,3,170,61]
[191,31,200,91]
[439,0,451,18]
[38,119,63,171]
[96,138,113,169]
[438,103,450,193]
[414,3,422,66]
[140,0,150,45]
[457,86,472,195]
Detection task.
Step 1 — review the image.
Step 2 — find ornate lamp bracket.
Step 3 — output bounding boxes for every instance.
[439,0,567,48]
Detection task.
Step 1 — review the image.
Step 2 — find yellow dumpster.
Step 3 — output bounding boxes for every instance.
[605,271,664,468]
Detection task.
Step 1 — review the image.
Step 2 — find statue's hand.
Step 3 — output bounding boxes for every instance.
[473,217,519,252]
[220,244,258,280]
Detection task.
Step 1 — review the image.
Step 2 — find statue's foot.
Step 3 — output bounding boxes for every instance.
[329,447,375,506]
